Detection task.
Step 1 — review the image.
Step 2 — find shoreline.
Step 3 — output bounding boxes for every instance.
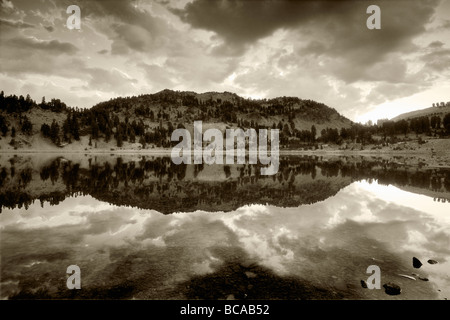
[1,148,449,168]
[0,146,443,156]
[2,137,450,168]
[0,149,437,156]
[0,147,441,155]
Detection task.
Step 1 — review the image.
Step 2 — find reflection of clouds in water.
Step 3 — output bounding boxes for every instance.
[219,205,294,273]
[0,196,117,229]
[1,181,449,299]
[358,180,450,224]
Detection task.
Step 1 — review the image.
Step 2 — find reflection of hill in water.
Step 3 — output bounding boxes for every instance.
[1,155,449,214]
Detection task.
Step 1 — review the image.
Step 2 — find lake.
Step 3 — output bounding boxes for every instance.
[1,154,449,300]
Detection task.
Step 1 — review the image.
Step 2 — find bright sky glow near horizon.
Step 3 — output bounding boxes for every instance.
[1,0,450,123]
[355,180,450,222]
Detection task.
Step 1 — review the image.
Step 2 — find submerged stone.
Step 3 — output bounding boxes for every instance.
[383,282,402,295]
[413,257,422,268]
[360,280,368,288]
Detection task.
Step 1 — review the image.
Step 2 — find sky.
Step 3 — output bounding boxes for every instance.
[0,0,449,123]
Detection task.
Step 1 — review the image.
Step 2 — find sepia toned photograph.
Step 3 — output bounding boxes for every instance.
[1,0,449,311]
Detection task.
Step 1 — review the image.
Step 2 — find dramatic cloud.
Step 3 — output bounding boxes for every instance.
[7,37,78,54]
[81,67,139,94]
[1,0,14,10]
[0,18,34,29]
[173,0,360,55]
[0,0,449,121]
[421,47,450,71]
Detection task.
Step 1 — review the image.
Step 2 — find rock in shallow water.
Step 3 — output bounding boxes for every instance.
[413,257,422,268]
[383,282,402,295]
[397,274,416,280]
[360,280,368,288]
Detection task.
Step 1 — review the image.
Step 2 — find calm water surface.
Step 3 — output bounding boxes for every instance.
[1,155,449,300]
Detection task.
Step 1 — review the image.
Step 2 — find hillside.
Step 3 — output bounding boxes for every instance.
[92,89,351,129]
[0,89,353,151]
[3,89,450,154]
[391,104,450,121]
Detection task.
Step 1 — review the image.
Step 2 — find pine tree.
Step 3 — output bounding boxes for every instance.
[72,112,80,140]
[444,113,450,134]
[41,123,51,137]
[139,136,146,149]
[91,119,99,140]
[21,115,33,135]
[50,120,60,144]
[0,115,8,136]
[311,125,316,142]
[63,112,71,142]
[104,125,111,142]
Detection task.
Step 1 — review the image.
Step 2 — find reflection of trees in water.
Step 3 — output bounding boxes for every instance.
[320,158,450,193]
[40,161,60,184]
[0,167,7,187]
[1,156,450,213]
[19,168,33,188]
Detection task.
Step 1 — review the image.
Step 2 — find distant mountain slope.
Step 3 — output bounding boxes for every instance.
[91,89,352,131]
[392,105,450,121]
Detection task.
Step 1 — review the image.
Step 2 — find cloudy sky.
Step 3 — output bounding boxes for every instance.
[1,0,449,122]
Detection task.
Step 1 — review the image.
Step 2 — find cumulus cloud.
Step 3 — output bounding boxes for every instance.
[7,37,78,54]
[139,62,176,91]
[1,0,13,10]
[78,0,175,56]
[174,0,436,63]
[172,0,355,55]
[421,47,450,71]
[81,67,139,94]
[0,0,449,120]
[0,18,34,29]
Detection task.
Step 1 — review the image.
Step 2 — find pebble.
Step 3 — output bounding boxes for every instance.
[383,282,402,295]
[397,274,416,280]
[427,259,438,264]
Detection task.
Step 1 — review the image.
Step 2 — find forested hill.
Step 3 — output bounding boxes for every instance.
[91,89,350,127]
[391,104,450,122]
[0,89,353,149]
